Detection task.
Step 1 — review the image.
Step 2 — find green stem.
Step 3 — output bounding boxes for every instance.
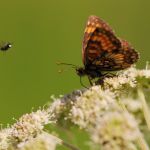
[138,88,150,130]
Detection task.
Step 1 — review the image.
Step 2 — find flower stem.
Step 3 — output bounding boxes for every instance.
[138,88,150,130]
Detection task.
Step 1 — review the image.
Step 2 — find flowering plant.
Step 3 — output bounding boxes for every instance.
[0,65,150,150]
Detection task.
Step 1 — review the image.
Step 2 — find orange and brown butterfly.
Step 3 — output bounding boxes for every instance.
[76,15,139,85]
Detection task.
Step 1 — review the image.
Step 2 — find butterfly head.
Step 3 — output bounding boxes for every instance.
[76,67,87,77]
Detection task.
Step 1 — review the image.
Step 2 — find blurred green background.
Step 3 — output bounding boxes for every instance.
[0,0,149,125]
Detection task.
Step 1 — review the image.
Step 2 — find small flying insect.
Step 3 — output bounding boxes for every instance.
[0,42,12,51]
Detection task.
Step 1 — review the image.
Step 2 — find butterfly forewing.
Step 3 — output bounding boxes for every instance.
[82,16,139,71]
[82,16,116,64]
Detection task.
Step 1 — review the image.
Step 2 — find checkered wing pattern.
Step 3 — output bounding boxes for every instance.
[82,16,139,71]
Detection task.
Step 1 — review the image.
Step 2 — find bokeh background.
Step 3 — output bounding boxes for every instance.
[0,0,149,127]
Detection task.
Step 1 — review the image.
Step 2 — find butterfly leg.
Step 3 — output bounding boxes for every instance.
[88,76,93,86]
[79,76,89,89]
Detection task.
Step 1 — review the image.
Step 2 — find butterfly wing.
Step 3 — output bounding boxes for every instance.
[82,15,120,65]
[82,16,139,71]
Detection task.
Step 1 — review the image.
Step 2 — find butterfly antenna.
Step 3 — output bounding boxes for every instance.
[57,62,77,74]
[56,62,77,69]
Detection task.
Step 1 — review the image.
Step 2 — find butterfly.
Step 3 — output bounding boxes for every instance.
[0,42,12,51]
[76,15,139,85]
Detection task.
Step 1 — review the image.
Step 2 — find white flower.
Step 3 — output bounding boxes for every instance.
[0,128,12,150]
[104,66,150,90]
[0,65,150,150]
[70,86,119,128]
[48,99,65,115]
[122,98,142,113]
[68,83,147,149]
[90,111,140,150]
[11,109,55,142]
[104,67,137,89]
[137,69,150,78]
[17,132,62,150]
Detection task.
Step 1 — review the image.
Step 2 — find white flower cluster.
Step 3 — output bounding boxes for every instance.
[0,109,57,149]
[17,132,62,150]
[90,111,140,150]
[70,86,118,128]
[104,66,150,90]
[0,66,150,150]
[0,128,12,150]
[11,109,54,142]
[69,85,143,150]
[68,66,150,149]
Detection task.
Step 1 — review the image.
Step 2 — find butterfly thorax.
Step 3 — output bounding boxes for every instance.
[76,66,102,78]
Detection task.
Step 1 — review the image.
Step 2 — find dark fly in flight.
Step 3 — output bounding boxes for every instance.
[0,42,12,51]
